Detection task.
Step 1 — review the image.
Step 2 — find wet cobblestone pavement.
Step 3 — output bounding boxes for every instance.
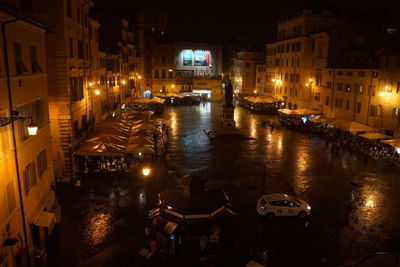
[49,103,400,266]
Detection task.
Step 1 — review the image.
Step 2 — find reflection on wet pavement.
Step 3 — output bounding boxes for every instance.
[51,102,400,266]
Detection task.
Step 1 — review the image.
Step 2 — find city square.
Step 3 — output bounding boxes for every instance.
[1,0,400,266]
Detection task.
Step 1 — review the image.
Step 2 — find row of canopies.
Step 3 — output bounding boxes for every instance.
[75,110,164,157]
[308,115,400,148]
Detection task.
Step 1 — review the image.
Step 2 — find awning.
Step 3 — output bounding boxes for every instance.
[244,96,276,103]
[277,108,297,115]
[309,115,335,124]
[358,132,392,140]
[381,139,400,148]
[332,119,373,133]
[293,108,321,116]
[34,212,56,234]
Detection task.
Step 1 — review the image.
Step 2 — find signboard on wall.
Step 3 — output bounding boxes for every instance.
[194,50,210,66]
[182,50,193,66]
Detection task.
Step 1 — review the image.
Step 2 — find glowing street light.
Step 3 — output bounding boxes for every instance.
[27,121,38,136]
[142,167,151,176]
[88,82,93,87]
[94,89,101,95]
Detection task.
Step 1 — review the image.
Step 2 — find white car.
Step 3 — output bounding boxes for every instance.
[256,194,311,218]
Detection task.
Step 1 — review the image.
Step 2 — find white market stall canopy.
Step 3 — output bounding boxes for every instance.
[358,132,392,140]
[244,96,277,104]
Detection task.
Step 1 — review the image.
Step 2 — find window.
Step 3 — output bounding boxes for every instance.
[36,149,47,177]
[32,99,44,128]
[161,70,166,79]
[66,0,71,17]
[337,71,343,76]
[359,71,365,77]
[77,7,80,23]
[357,84,364,94]
[69,38,74,57]
[296,42,301,51]
[357,102,361,113]
[14,42,27,74]
[154,70,159,79]
[73,120,79,138]
[245,63,250,68]
[78,40,83,59]
[392,108,400,119]
[16,104,30,141]
[168,71,173,79]
[30,45,41,73]
[345,84,352,92]
[347,71,352,76]
[326,81,332,89]
[346,100,350,111]
[337,83,343,91]
[86,43,89,60]
[161,56,166,64]
[325,96,330,106]
[70,77,83,102]
[23,161,37,195]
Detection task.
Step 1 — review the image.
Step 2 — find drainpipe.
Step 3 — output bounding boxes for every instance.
[1,18,32,267]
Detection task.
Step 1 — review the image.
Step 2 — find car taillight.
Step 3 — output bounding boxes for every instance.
[259,205,266,209]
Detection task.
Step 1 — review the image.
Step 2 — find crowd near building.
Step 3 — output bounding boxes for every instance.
[231,8,400,138]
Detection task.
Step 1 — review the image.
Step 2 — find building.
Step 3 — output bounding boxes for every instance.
[152,41,223,101]
[0,3,59,266]
[265,9,346,109]
[255,64,267,95]
[230,51,264,96]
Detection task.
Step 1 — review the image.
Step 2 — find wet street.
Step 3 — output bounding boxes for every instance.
[49,102,400,266]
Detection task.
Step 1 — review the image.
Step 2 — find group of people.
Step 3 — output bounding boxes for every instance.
[278,114,400,167]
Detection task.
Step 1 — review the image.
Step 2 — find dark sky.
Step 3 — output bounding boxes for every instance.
[95,0,399,44]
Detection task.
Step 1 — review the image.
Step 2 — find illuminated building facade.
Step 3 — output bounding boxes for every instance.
[0,3,59,266]
[152,41,223,101]
[230,51,264,95]
[265,9,346,109]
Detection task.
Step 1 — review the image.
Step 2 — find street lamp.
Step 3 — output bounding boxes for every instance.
[142,167,151,176]
[0,111,38,136]
[94,89,101,95]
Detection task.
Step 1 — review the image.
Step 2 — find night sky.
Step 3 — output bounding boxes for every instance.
[94,0,399,44]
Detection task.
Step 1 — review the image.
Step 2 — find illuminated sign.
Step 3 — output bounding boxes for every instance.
[182,50,193,66]
[194,50,210,66]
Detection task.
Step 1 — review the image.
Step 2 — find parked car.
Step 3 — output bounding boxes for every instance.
[256,194,311,218]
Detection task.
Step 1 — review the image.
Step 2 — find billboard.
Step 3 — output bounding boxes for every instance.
[180,49,211,67]
[194,50,210,66]
[182,50,193,66]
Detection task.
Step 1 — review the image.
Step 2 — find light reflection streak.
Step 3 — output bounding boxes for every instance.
[87,212,111,246]
[234,109,240,128]
[353,183,382,228]
[249,115,257,138]
[169,110,177,136]
[293,146,311,194]
[137,189,146,209]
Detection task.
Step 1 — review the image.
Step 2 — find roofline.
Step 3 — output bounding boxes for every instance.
[0,3,54,32]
